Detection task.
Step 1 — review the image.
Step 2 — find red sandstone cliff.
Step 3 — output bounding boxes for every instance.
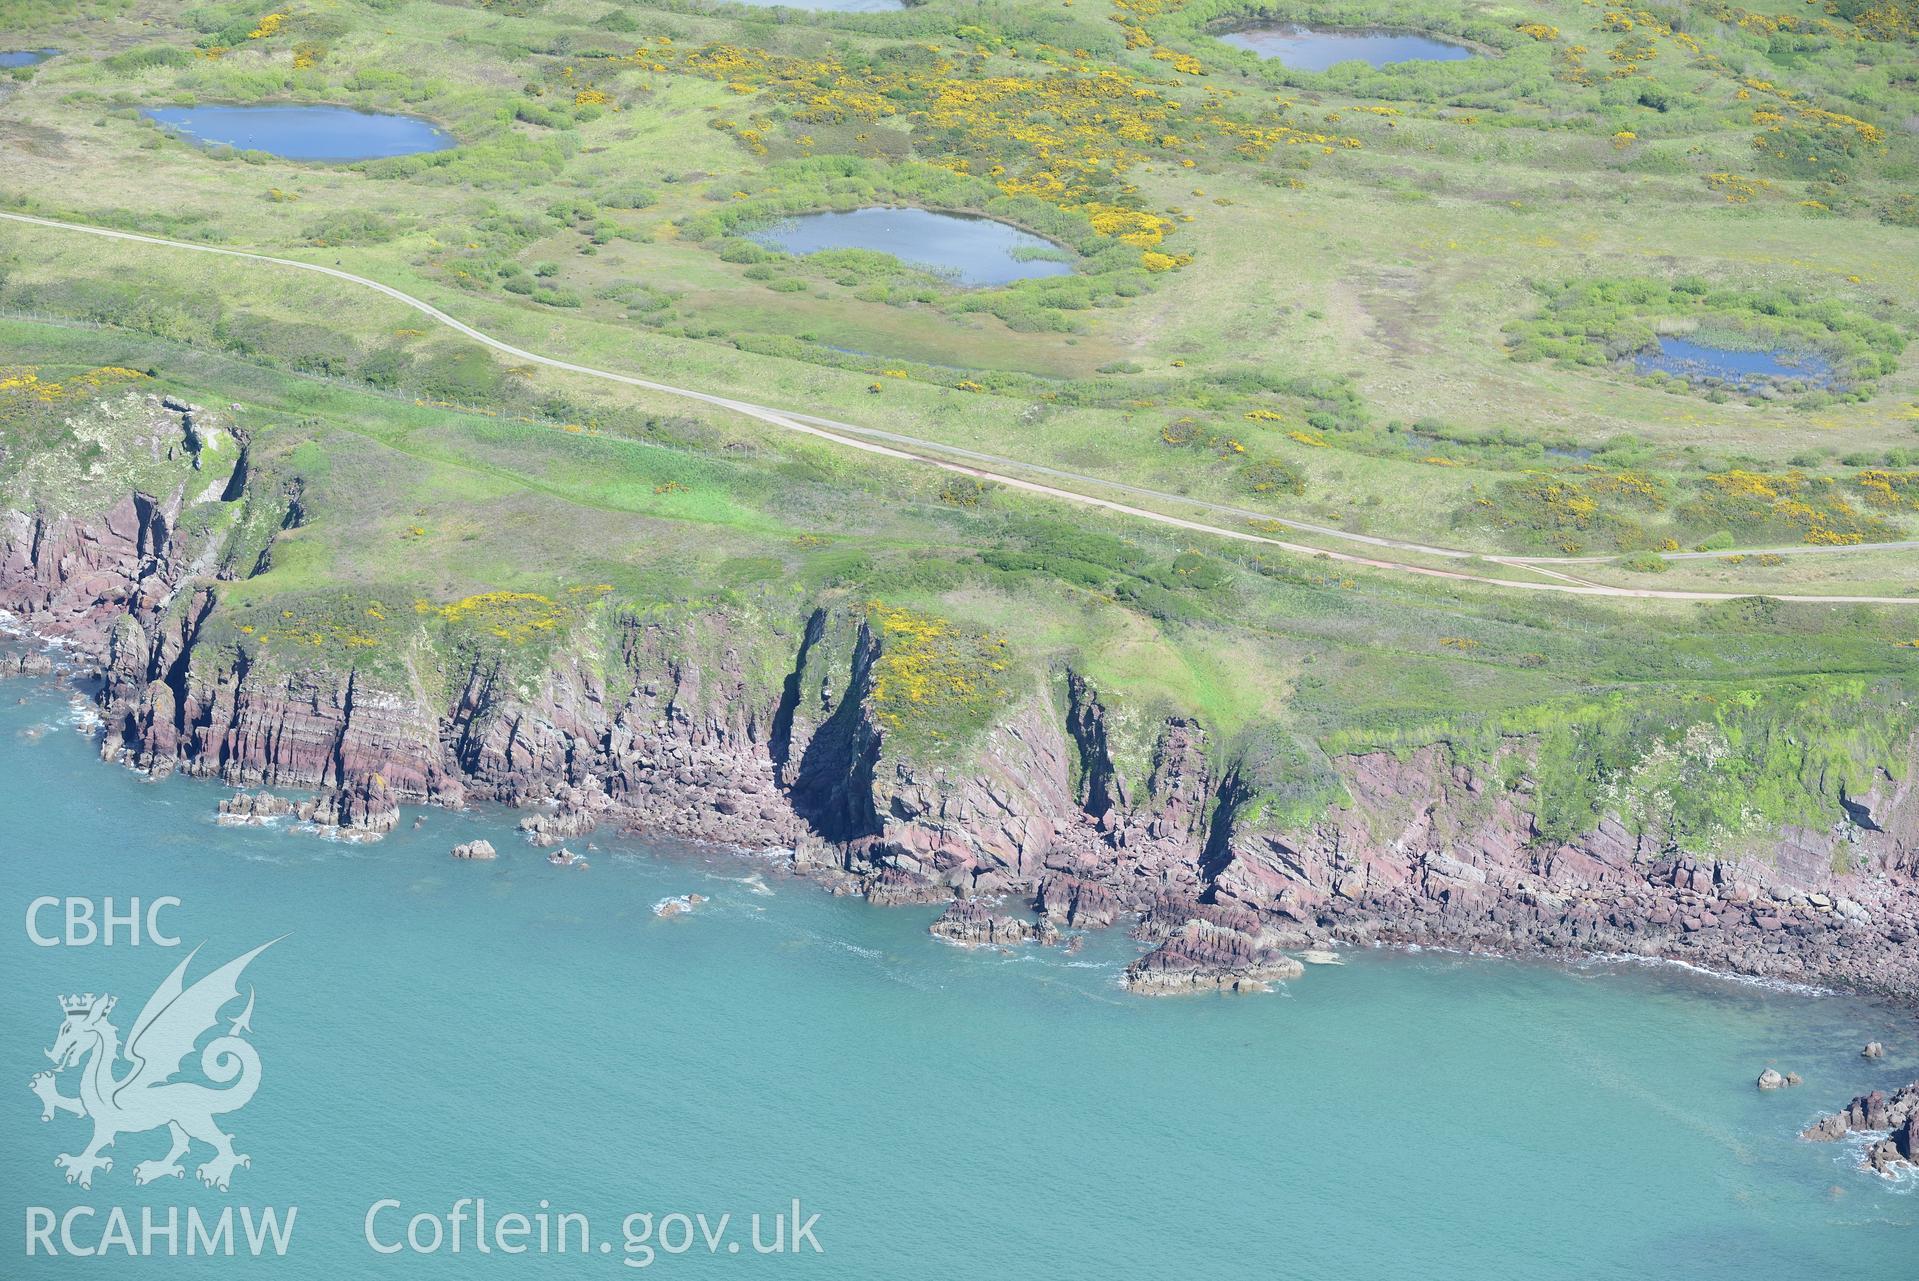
[5,394,1918,997]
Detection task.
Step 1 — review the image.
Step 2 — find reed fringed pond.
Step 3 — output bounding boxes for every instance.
[747,207,1076,287]
[1217,25,1478,70]
[1633,337,1838,392]
[142,105,456,161]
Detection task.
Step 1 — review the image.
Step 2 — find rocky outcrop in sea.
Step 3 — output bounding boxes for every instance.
[1802,1081,1919,1176]
[928,899,1061,949]
[1124,897,1310,994]
[216,785,398,838]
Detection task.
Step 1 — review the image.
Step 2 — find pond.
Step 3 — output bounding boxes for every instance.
[142,104,456,161]
[747,207,1075,288]
[1632,336,1836,392]
[0,48,59,68]
[1217,24,1478,71]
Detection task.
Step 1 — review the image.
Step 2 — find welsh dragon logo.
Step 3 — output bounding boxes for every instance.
[28,940,279,1191]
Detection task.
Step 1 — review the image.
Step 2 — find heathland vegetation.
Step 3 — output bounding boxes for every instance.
[1,0,1916,843]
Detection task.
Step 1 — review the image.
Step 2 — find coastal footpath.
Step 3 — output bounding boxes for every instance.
[4,391,1918,998]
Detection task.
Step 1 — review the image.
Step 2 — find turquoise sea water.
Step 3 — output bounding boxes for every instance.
[1,676,1914,1278]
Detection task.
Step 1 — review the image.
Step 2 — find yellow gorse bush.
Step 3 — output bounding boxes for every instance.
[1699,471,1886,545]
[1855,470,1919,510]
[866,603,1010,738]
[1851,0,1919,39]
[1705,171,1772,202]
[647,36,1360,271]
[0,366,146,407]
[414,586,614,645]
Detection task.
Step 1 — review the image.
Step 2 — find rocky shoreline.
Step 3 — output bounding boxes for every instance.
[5,392,1919,1001]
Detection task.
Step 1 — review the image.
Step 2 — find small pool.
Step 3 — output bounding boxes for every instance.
[0,49,59,68]
[1217,24,1477,71]
[1632,336,1836,391]
[142,105,456,161]
[748,207,1075,288]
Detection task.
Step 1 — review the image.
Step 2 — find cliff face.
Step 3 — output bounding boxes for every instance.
[1207,743,1919,996]
[445,615,797,847]
[1,493,178,654]
[5,394,1918,997]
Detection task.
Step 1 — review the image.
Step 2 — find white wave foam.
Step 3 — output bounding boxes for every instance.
[707,871,775,896]
[215,813,288,829]
[65,695,103,733]
[292,822,382,845]
[1836,1131,1919,1191]
[1579,952,1834,998]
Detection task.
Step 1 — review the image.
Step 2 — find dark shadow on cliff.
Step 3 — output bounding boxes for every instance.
[781,615,882,845]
